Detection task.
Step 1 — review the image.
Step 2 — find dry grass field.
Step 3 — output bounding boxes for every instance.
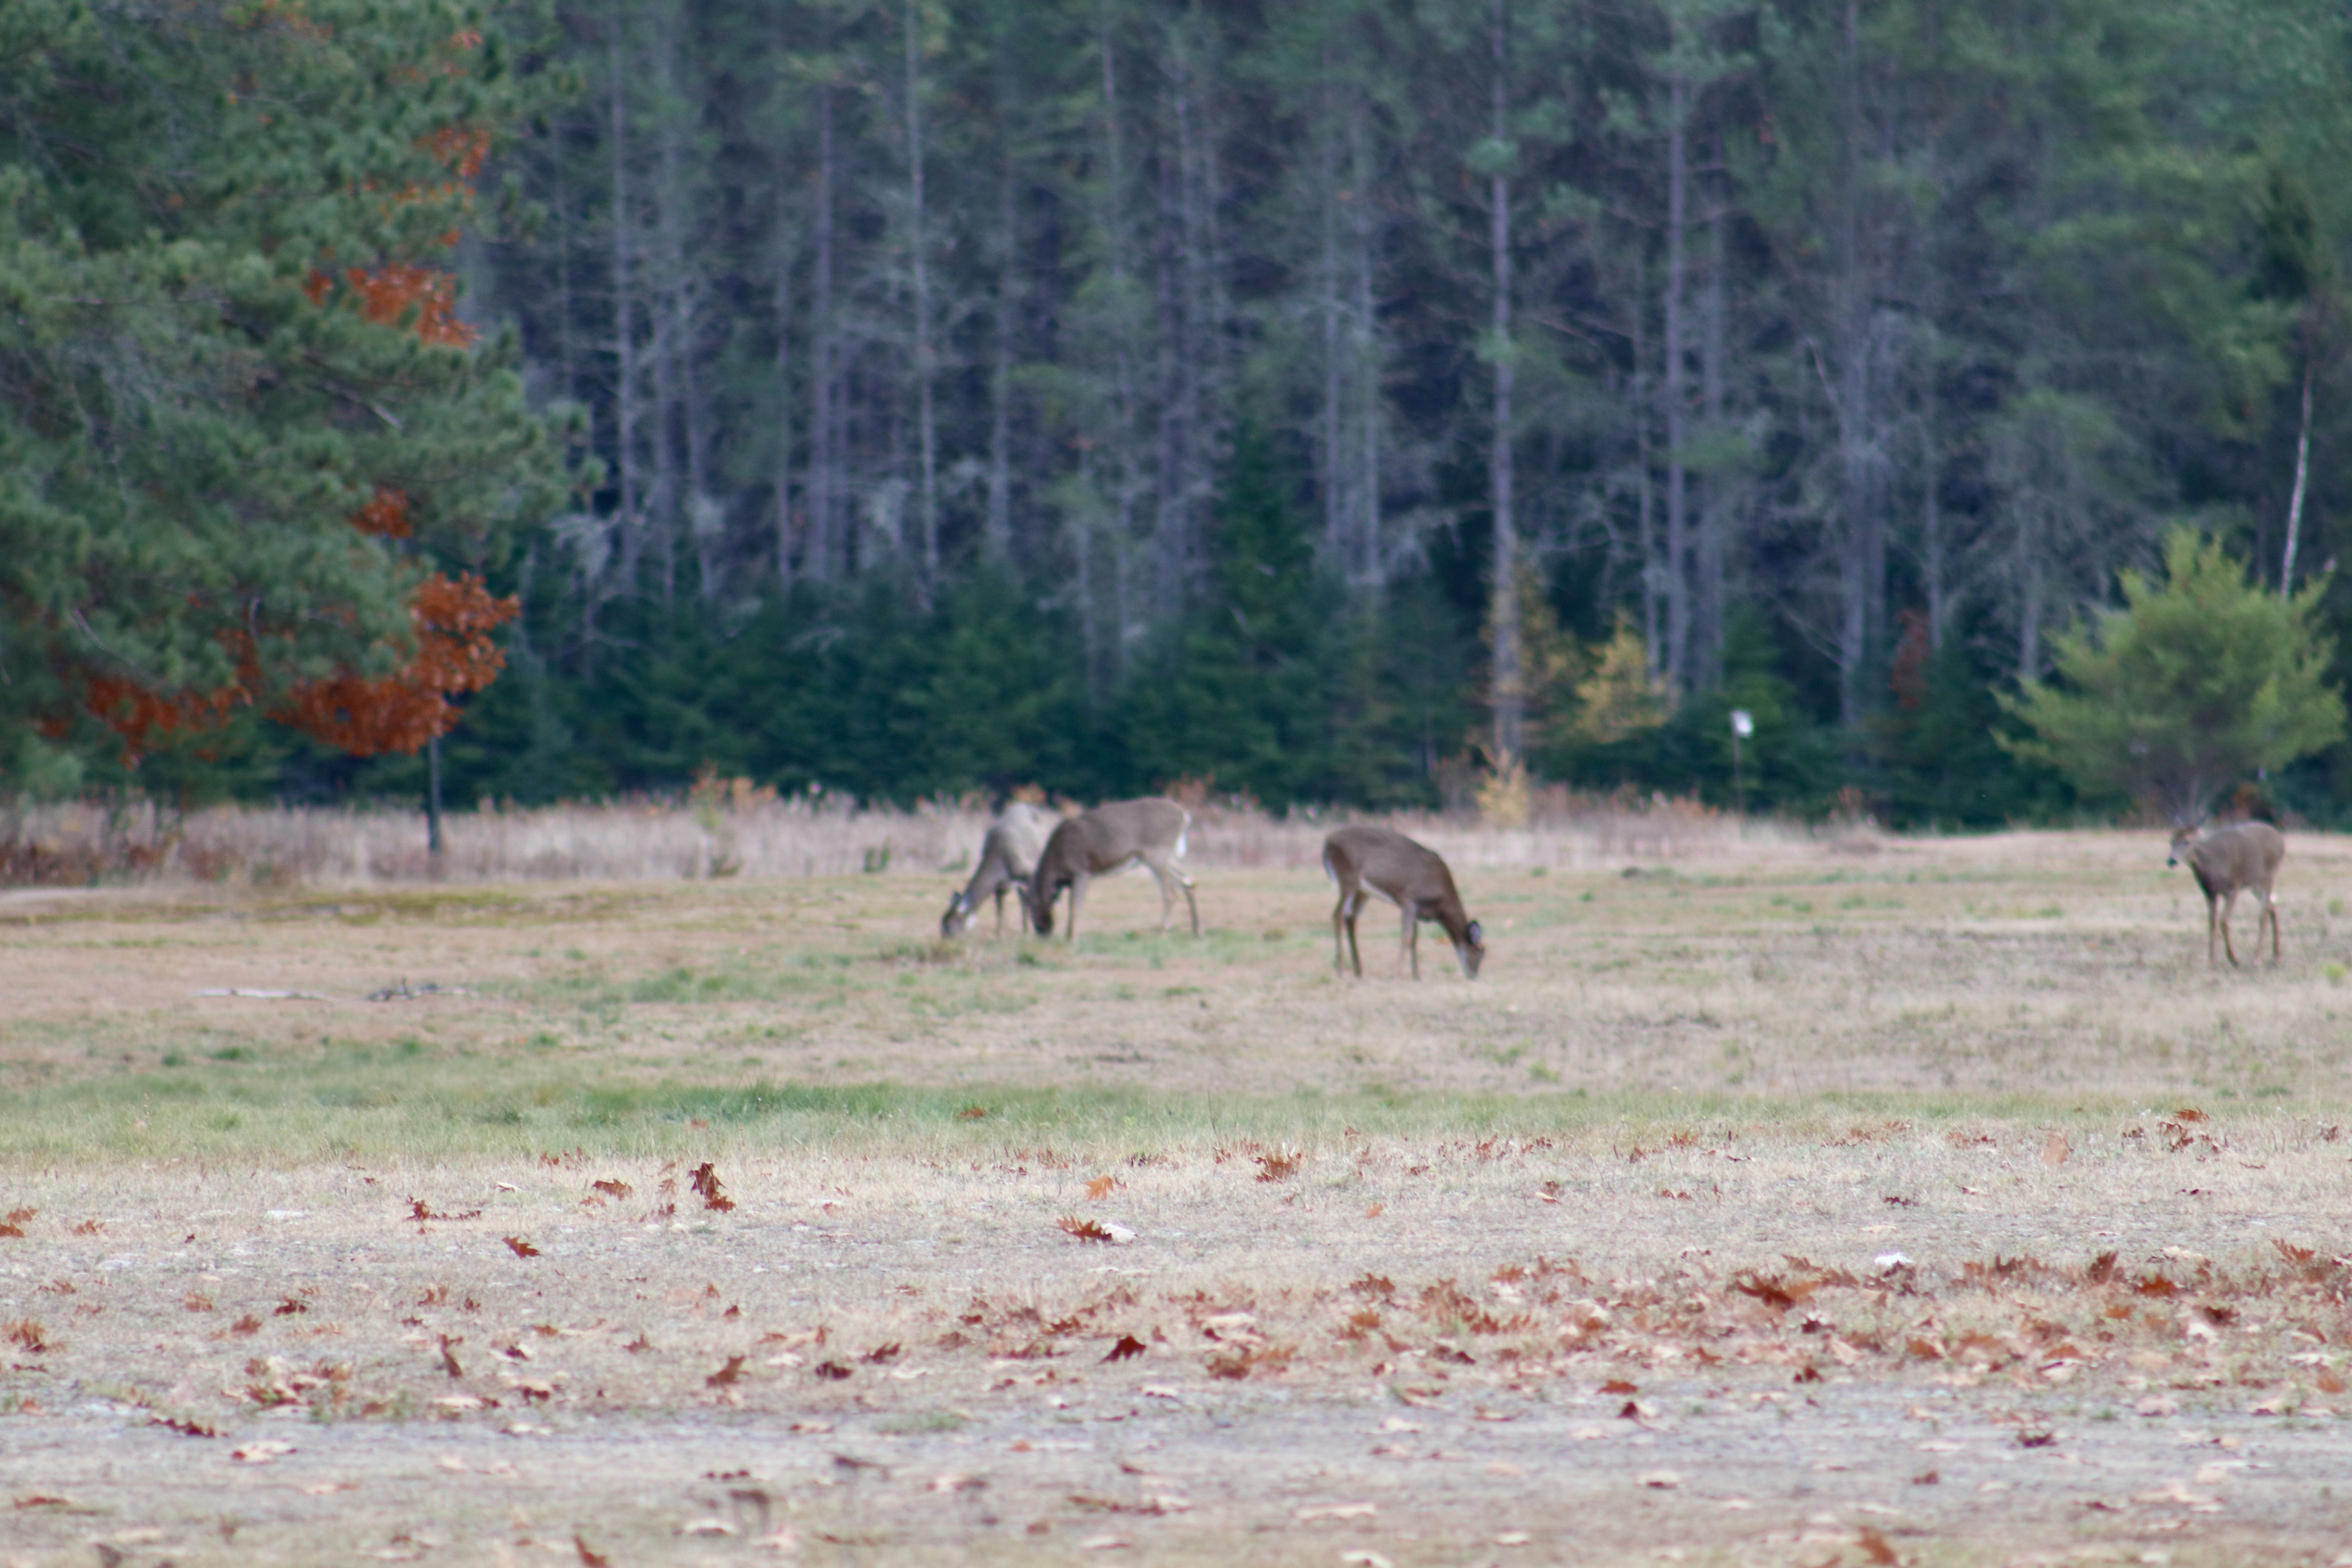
[4,824,2352,1567]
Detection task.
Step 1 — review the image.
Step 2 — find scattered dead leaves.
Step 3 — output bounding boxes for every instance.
[689,1163,735,1212]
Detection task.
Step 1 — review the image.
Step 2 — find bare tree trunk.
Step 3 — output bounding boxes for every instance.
[809,83,838,582]
[1695,183,1728,689]
[773,213,795,593]
[985,79,1017,568]
[1154,88,1184,617]
[1320,48,1344,567]
[2014,497,2040,684]
[650,21,711,604]
[1100,21,1140,674]
[2282,356,2314,596]
[1831,0,1880,730]
[1662,64,1690,690]
[1920,322,1947,650]
[1074,458,1101,699]
[1632,252,1660,680]
[607,13,643,591]
[1351,95,1382,592]
[1175,37,1214,611]
[649,261,679,608]
[1487,0,1521,764]
[906,1,938,602]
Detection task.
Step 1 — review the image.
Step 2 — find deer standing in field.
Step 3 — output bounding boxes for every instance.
[940,802,1053,938]
[1024,798,1198,941]
[1322,824,1485,980]
[2167,819,2286,966]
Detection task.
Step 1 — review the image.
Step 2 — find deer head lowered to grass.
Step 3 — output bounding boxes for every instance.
[1321,824,1485,980]
[2167,818,2286,966]
[940,802,1053,938]
[1024,798,1198,942]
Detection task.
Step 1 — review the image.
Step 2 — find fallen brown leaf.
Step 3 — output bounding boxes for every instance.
[690,1163,736,1212]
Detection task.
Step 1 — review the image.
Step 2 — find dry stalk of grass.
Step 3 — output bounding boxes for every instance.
[3,786,1846,889]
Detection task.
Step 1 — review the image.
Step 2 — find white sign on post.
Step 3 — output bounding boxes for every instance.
[1730,710,1753,738]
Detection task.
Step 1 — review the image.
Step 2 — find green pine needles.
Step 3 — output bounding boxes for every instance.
[2000,529,2345,822]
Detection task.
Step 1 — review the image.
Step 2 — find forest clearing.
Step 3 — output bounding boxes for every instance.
[2,829,2350,1564]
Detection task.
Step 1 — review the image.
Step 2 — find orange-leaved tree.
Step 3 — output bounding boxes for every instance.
[7,4,561,809]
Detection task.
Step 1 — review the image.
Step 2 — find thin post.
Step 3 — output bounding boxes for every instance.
[426,734,445,863]
[2282,358,2314,596]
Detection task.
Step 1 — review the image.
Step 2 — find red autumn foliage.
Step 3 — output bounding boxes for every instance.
[73,65,508,768]
[272,573,517,757]
[352,486,414,539]
[80,675,251,765]
[304,261,477,348]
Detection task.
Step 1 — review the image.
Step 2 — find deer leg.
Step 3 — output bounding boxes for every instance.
[2266,888,2281,964]
[1346,897,1365,977]
[993,885,1007,937]
[1066,875,1086,943]
[1401,900,1420,981]
[1332,890,1351,975]
[2220,890,2240,966]
[1144,861,1175,933]
[2207,894,2220,965]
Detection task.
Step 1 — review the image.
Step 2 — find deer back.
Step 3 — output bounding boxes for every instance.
[1046,798,1189,880]
[2190,821,2285,893]
[1325,824,1450,904]
[992,802,1051,879]
[1026,797,1190,931]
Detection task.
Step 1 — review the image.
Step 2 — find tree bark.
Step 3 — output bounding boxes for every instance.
[1487,0,1521,764]
[1351,94,1381,592]
[1632,251,1660,682]
[1695,178,1728,689]
[1320,46,1344,568]
[1831,0,1881,730]
[1662,64,1690,690]
[2281,356,2314,596]
[808,82,838,582]
[985,61,1017,569]
[606,11,642,590]
[773,202,795,592]
[1100,20,1139,678]
[906,0,938,601]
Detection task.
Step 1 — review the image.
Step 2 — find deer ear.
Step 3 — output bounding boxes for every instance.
[1465,921,1483,946]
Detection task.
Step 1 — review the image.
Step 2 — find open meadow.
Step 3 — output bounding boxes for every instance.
[3,818,2351,1567]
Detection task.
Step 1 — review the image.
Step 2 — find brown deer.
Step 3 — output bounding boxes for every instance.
[1025,798,1198,941]
[2168,819,2286,966]
[1322,824,1485,980]
[940,802,1053,938]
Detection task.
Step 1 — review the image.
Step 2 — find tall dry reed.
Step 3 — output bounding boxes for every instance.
[2,784,1835,889]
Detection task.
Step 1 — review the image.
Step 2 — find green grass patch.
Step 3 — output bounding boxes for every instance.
[0,1053,2168,1166]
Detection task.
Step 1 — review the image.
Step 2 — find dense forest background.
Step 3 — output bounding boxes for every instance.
[34,0,2352,826]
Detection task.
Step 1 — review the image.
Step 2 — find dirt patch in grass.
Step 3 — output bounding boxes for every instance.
[4,829,2352,1562]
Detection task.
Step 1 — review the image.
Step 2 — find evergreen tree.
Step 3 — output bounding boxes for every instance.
[0,0,568,797]
[2001,529,2345,821]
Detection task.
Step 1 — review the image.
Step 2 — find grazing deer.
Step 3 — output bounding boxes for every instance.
[940,802,1053,938]
[2168,819,2286,966]
[1322,824,1485,980]
[1025,797,1198,941]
